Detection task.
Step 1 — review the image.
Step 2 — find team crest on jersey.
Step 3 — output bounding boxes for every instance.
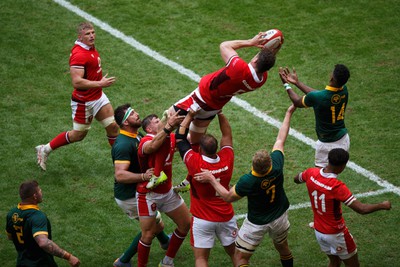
[151,203,157,212]
[331,94,343,104]
[12,213,23,224]
[261,177,276,189]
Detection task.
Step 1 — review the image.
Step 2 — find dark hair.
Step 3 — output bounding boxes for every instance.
[200,134,218,155]
[333,64,350,87]
[256,48,276,73]
[19,180,39,200]
[141,114,158,133]
[328,148,349,167]
[114,103,131,126]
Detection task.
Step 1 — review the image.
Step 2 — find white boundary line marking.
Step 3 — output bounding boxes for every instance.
[54,0,400,200]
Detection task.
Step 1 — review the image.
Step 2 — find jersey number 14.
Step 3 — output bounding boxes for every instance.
[330,103,346,124]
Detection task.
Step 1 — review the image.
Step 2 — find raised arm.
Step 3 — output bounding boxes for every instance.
[272,105,296,152]
[218,113,233,148]
[176,110,195,158]
[219,32,266,64]
[142,111,184,154]
[279,67,315,107]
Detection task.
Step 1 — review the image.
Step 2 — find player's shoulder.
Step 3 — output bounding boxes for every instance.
[228,55,245,66]
[140,134,153,143]
[302,167,320,178]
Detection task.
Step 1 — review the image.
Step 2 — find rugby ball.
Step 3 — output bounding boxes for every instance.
[261,29,284,49]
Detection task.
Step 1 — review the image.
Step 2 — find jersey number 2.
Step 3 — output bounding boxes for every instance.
[13,225,24,244]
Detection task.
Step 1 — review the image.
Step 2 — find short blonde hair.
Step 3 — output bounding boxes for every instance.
[252,150,271,174]
[77,21,94,35]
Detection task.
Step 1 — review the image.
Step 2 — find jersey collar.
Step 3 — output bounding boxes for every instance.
[18,203,40,210]
[320,168,338,178]
[201,155,220,163]
[251,165,272,177]
[75,40,94,50]
[325,85,343,92]
[120,129,138,138]
[248,63,263,83]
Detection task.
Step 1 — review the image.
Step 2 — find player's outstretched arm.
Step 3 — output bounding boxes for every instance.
[143,111,184,154]
[34,234,80,266]
[273,105,296,152]
[194,171,241,203]
[293,173,304,184]
[280,67,315,94]
[176,110,195,158]
[218,113,233,148]
[279,68,305,107]
[348,200,391,215]
[219,32,265,64]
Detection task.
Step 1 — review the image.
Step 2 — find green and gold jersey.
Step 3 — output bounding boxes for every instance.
[234,150,289,225]
[6,204,57,267]
[303,85,348,142]
[111,130,142,200]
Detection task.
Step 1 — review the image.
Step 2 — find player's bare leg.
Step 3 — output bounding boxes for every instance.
[223,243,236,265]
[327,255,342,267]
[273,240,293,267]
[340,253,360,267]
[234,250,252,267]
[95,103,119,145]
[159,203,191,266]
[137,216,158,266]
[36,129,88,171]
[68,129,88,142]
[193,247,211,267]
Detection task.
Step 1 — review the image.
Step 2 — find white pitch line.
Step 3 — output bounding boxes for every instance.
[53,0,399,197]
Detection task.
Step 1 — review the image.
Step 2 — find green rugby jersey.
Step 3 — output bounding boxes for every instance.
[234,150,289,225]
[303,85,348,142]
[111,130,142,200]
[6,204,57,267]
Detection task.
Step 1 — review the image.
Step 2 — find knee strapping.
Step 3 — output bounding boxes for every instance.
[235,236,257,254]
[100,116,115,128]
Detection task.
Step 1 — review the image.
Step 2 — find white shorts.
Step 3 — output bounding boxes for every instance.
[237,211,290,251]
[115,197,138,220]
[191,216,238,248]
[314,227,357,260]
[315,133,350,168]
[71,92,110,131]
[136,188,184,217]
[174,88,221,120]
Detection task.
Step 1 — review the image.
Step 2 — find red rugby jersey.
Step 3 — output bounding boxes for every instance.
[69,42,103,102]
[198,56,267,110]
[300,168,356,234]
[184,146,234,222]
